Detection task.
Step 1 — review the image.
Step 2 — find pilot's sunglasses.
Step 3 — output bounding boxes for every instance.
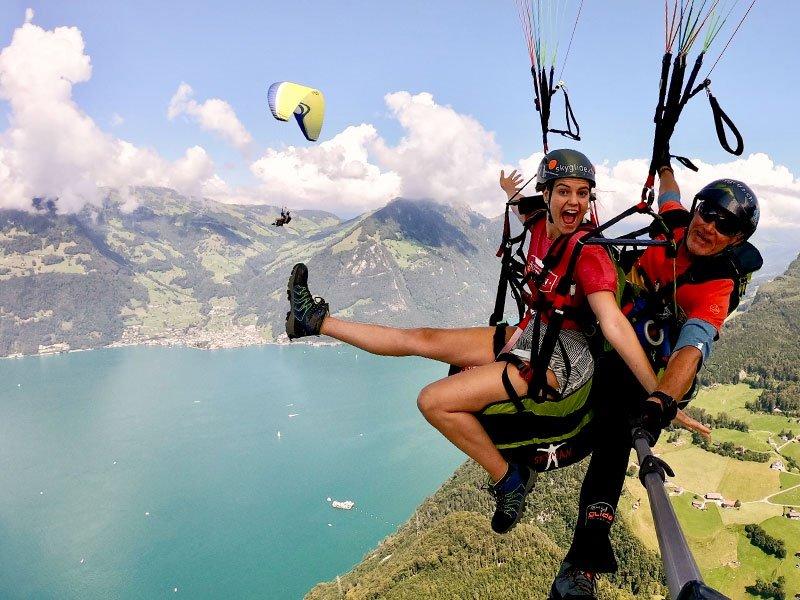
[696,202,741,236]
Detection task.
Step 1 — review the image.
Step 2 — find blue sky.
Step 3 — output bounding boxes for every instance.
[0,1,797,221]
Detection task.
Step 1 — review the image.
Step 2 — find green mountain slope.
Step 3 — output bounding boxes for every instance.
[306,461,666,599]
[702,253,800,415]
[0,189,507,356]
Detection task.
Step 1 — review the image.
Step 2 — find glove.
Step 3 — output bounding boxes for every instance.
[657,141,672,173]
[638,391,678,444]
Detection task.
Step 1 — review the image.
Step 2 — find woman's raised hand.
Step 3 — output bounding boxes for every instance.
[499,169,524,200]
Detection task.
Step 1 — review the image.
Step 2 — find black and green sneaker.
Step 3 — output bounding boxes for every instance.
[488,462,537,534]
[286,263,329,340]
[548,560,598,600]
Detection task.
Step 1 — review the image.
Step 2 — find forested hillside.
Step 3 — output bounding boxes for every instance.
[0,189,506,356]
[306,461,666,599]
[702,253,800,415]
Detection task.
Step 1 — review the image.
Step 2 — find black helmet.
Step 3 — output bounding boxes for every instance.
[535,149,596,191]
[694,179,759,240]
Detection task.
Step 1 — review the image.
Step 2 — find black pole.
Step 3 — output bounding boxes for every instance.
[632,431,731,600]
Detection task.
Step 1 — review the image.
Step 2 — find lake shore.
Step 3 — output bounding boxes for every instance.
[2,329,340,359]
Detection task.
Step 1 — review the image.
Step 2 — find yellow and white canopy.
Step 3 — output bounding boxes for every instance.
[267,81,325,142]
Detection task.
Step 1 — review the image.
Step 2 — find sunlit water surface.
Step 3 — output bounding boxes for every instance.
[0,345,462,599]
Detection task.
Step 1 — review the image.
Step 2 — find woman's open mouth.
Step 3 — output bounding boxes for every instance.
[561,208,579,226]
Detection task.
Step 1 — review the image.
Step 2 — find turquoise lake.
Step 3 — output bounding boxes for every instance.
[0,345,463,599]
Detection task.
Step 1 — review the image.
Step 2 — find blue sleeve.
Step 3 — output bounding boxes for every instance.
[658,190,682,209]
[674,318,717,363]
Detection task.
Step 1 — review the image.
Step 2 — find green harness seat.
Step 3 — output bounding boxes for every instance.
[477,376,593,452]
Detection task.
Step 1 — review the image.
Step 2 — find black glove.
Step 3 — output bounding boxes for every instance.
[638,391,678,444]
[656,141,672,174]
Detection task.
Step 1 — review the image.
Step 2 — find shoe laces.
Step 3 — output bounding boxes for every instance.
[487,481,526,519]
[293,285,324,316]
[565,567,597,595]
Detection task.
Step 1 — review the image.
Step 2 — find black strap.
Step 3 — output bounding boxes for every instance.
[549,85,581,141]
[670,155,699,171]
[556,335,571,395]
[708,89,744,155]
[499,356,527,412]
[679,54,704,109]
[646,50,745,187]
[493,323,507,357]
[654,52,672,125]
[531,65,582,149]
[533,66,553,151]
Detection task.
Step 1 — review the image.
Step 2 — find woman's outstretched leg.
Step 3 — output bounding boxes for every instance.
[322,318,504,366]
[286,263,510,367]
[417,361,557,478]
[417,360,557,533]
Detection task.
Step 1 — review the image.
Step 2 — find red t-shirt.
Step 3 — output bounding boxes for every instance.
[633,201,733,331]
[524,217,618,329]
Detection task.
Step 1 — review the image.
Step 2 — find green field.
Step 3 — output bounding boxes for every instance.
[651,444,780,502]
[619,482,659,552]
[719,502,783,526]
[780,471,800,489]
[782,442,800,462]
[692,383,760,413]
[712,428,772,453]
[770,487,800,506]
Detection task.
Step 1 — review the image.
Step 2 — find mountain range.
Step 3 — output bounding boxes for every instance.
[0,189,510,356]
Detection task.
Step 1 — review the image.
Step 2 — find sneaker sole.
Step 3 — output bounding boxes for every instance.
[285,264,307,340]
[286,310,300,340]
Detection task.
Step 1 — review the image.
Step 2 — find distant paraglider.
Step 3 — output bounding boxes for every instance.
[273,207,292,227]
[267,81,325,142]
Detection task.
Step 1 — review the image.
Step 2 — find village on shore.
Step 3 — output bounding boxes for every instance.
[3,326,338,359]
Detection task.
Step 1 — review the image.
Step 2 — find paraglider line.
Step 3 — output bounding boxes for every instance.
[704,0,757,77]
[557,0,584,83]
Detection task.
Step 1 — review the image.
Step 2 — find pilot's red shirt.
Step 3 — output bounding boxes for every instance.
[631,200,733,331]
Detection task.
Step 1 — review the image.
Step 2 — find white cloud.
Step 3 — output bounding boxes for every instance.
[583,154,800,232]
[250,124,401,213]
[0,18,225,213]
[1,13,797,232]
[110,112,124,127]
[373,92,505,215]
[249,91,506,215]
[168,83,253,153]
[247,91,799,229]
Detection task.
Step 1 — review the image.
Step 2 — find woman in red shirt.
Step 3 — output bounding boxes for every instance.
[284,149,660,534]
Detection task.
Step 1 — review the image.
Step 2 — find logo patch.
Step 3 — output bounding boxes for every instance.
[532,443,576,470]
[586,502,615,526]
[525,255,559,293]
[548,159,558,169]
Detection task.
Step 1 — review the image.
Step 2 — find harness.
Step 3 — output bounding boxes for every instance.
[474,194,678,454]
[475,198,617,451]
[497,209,601,403]
[620,210,763,374]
